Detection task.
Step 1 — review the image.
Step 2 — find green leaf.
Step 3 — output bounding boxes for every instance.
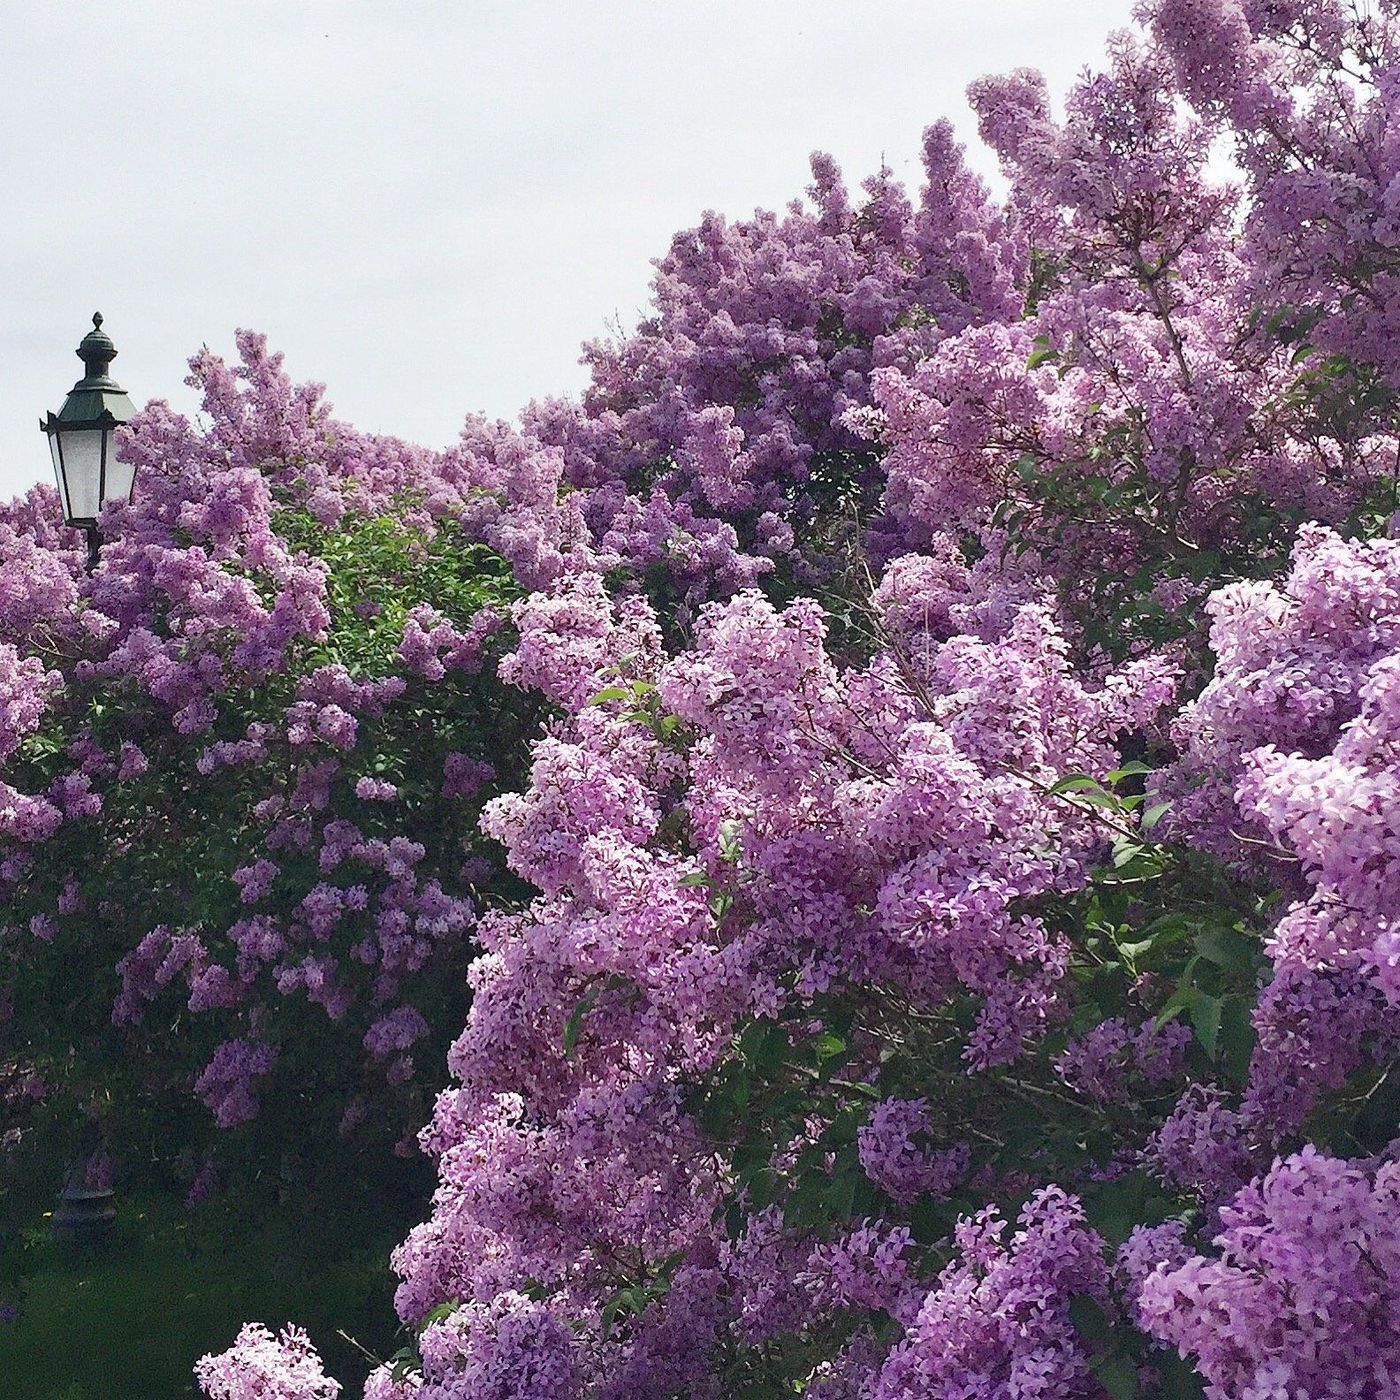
[1104,761,1152,786]
[718,819,743,863]
[1155,985,1194,1032]
[1092,1353,1141,1400]
[390,1349,422,1382]
[1096,843,1167,884]
[415,1301,460,1334]
[563,982,603,1055]
[1190,992,1223,1061]
[1217,994,1256,1085]
[1077,789,1126,810]
[738,1018,789,1071]
[1194,924,1256,973]
[587,685,630,705]
[1050,773,1102,795]
[1116,913,1190,965]
[828,1077,881,1101]
[1082,1171,1151,1247]
[828,1168,857,1221]
[1068,1293,1114,1347]
[1149,1349,1208,1399]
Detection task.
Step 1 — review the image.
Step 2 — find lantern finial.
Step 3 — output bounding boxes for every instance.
[76,313,119,384]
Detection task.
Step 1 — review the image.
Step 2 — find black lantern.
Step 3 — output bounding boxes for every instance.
[40,313,136,570]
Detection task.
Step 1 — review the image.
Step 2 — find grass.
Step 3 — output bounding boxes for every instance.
[0,1192,406,1400]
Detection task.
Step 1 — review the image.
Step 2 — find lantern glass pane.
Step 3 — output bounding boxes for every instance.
[55,428,104,523]
[48,432,71,519]
[104,440,136,507]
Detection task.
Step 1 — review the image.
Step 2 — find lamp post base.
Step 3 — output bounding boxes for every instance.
[52,1155,115,1250]
[84,525,101,573]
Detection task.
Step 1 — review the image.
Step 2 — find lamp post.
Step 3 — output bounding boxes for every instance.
[39,314,132,1247]
[40,312,137,572]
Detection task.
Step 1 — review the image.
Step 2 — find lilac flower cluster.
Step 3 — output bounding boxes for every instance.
[1148,0,1400,395]
[194,1323,341,1400]
[867,32,1391,643]
[1162,526,1400,1132]
[857,1098,970,1205]
[1135,1148,1400,1398]
[867,1189,1111,1399]
[1055,1016,1192,1105]
[413,1292,580,1400]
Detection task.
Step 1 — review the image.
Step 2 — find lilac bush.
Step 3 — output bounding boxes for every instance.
[354,6,1400,1389]
[521,120,1023,618]
[0,335,570,1181]
[0,3,1394,1397]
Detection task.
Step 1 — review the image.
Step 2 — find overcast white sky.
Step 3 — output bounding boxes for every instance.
[1,0,1136,504]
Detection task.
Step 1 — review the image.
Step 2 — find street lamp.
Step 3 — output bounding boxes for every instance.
[40,312,137,571]
[38,313,131,1247]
